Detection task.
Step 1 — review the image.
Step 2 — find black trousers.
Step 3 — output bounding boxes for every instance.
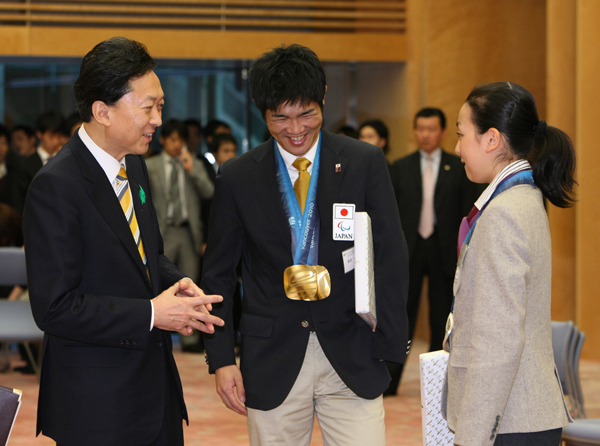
[385,232,454,395]
[57,359,183,446]
[493,428,562,446]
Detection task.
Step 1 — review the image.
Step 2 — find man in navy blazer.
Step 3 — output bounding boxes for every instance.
[22,37,224,446]
[202,44,409,445]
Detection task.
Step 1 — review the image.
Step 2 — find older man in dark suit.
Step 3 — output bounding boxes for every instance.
[22,37,224,446]
[387,107,483,395]
[202,44,409,446]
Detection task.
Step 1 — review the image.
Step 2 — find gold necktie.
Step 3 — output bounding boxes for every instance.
[116,167,149,278]
[293,157,312,214]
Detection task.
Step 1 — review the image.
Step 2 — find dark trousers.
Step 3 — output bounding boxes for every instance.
[493,428,562,446]
[385,232,454,395]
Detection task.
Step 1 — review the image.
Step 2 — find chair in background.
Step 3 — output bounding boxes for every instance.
[552,321,576,414]
[0,247,44,376]
[555,321,600,446]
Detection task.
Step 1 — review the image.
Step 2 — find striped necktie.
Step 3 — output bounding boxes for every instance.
[116,167,148,276]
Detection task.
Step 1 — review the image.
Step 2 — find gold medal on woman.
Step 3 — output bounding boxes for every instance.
[284,265,331,301]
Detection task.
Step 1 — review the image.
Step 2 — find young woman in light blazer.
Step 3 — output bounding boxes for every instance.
[444,82,576,446]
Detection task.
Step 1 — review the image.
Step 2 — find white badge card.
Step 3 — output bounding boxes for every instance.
[342,247,355,273]
[333,204,355,241]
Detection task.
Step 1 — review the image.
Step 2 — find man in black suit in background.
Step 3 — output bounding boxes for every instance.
[22,37,224,446]
[387,107,482,395]
[202,44,409,445]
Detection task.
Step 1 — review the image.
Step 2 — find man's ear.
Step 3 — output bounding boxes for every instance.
[91,101,111,127]
[484,128,502,154]
[322,85,327,106]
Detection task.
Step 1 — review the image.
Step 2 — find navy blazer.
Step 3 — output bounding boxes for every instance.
[23,133,187,446]
[202,131,409,410]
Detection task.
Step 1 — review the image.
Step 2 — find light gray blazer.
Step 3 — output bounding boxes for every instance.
[444,184,571,446]
[145,154,214,253]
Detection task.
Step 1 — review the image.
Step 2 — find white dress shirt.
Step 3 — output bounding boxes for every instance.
[78,124,155,330]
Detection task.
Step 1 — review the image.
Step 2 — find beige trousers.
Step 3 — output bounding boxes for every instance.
[247,332,386,446]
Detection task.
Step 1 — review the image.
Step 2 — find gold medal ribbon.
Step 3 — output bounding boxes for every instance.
[284,265,331,301]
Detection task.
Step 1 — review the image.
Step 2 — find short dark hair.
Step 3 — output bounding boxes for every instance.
[0,123,10,143]
[358,119,389,153]
[465,81,576,208]
[249,44,326,117]
[336,125,358,139]
[209,133,237,155]
[12,124,35,138]
[160,119,188,140]
[203,119,230,139]
[35,111,66,134]
[74,37,156,122]
[65,111,83,136]
[184,118,202,133]
[414,107,446,130]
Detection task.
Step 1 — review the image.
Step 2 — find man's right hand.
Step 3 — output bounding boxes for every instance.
[215,365,247,416]
[152,282,224,336]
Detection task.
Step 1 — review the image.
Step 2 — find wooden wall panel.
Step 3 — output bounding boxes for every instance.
[547,0,576,323]
[405,0,547,343]
[405,0,546,161]
[0,27,406,62]
[576,0,600,360]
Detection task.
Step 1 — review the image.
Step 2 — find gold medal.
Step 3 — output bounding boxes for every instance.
[284,265,331,301]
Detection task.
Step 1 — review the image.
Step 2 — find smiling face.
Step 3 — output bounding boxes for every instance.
[455,103,496,184]
[105,71,164,160]
[265,101,323,157]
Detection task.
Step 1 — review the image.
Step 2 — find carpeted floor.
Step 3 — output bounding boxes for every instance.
[2,339,599,445]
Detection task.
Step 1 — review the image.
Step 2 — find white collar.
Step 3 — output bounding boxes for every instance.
[78,124,125,183]
[474,159,532,210]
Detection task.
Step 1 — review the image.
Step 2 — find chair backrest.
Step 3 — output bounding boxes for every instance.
[573,331,587,418]
[0,247,27,286]
[0,301,43,342]
[552,320,574,393]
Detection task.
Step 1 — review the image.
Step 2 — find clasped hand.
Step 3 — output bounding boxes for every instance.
[152,278,224,336]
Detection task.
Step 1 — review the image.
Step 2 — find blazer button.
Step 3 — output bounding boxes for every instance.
[301,321,309,328]
[125,340,131,346]
[157,342,163,348]
[120,340,125,345]
[131,340,137,346]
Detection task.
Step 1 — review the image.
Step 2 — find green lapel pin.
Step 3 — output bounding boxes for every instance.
[139,185,146,204]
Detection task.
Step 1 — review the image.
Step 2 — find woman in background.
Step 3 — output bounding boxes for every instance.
[445,82,575,446]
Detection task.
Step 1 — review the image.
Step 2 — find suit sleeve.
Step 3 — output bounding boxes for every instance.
[200,165,244,372]
[23,170,152,350]
[452,203,529,446]
[366,149,410,363]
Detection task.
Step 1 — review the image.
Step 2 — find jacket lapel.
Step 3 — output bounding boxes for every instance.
[407,151,423,202]
[72,136,150,287]
[434,151,452,208]
[317,132,347,250]
[249,140,292,256]
[125,155,156,289]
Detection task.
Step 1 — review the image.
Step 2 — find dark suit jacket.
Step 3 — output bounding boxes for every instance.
[202,131,409,410]
[390,150,481,278]
[0,150,24,213]
[22,133,187,446]
[13,151,43,214]
[199,154,216,242]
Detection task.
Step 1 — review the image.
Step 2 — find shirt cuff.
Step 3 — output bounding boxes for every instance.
[150,300,155,331]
